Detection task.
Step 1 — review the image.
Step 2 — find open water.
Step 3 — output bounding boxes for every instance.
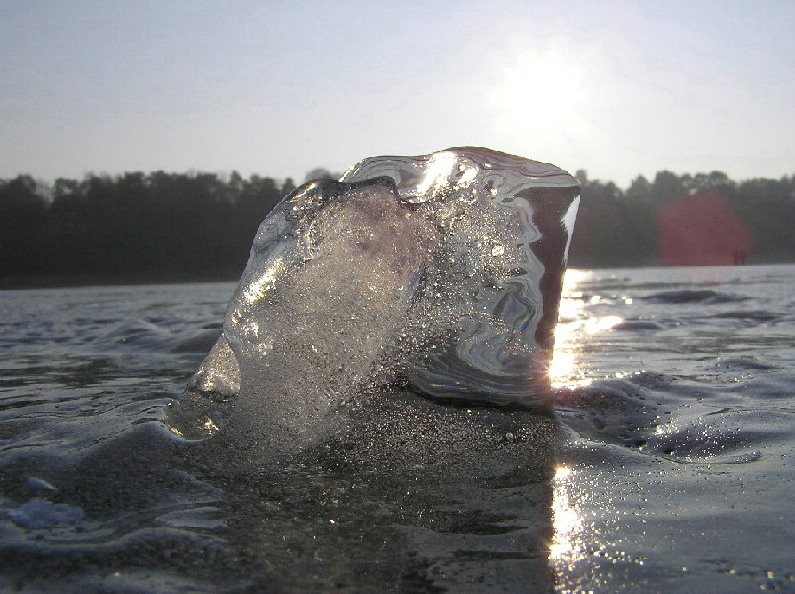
[1,265,793,592]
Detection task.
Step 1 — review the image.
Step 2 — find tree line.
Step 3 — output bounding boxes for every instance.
[1,167,793,288]
[0,171,297,287]
[570,170,795,267]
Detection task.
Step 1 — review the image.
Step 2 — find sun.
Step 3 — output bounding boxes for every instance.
[488,44,587,144]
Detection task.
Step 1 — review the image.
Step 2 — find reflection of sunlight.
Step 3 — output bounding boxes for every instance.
[548,346,578,388]
[243,257,284,304]
[416,151,456,196]
[415,151,477,198]
[550,270,623,388]
[549,465,584,564]
[549,270,588,388]
[585,315,622,333]
[562,196,580,262]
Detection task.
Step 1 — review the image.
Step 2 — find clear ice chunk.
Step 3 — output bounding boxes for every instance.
[168,147,579,442]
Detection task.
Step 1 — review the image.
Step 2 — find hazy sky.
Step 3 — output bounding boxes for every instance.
[2,0,793,187]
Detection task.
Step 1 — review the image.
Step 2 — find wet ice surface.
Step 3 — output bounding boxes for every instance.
[0,266,794,591]
[180,148,580,442]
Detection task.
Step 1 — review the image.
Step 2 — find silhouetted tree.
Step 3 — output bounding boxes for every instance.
[651,170,685,205]
[304,168,342,182]
[0,175,48,276]
[281,178,296,196]
[626,175,651,202]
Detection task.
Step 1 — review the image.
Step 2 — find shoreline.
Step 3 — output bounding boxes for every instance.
[2,260,794,291]
[0,272,240,291]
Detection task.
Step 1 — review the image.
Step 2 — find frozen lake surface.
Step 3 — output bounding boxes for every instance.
[1,266,794,592]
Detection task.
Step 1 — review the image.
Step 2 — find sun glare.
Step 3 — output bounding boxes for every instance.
[489,45,586,142]
[549,465,584,563]
[549,269,589,388]
[416,151,457,197]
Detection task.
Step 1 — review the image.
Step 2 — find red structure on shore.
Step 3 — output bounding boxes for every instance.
[658,191,752,266]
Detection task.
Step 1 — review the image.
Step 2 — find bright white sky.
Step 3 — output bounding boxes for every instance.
[2,0,793,187]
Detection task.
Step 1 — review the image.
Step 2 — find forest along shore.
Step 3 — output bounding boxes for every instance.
[2,169,794,289]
